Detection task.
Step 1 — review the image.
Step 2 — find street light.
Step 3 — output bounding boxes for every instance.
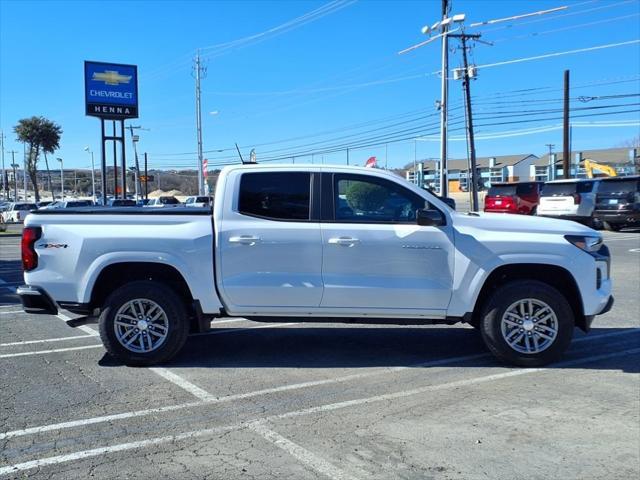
[56,158,64,200]
[11,163,19,201]
[129,167,139,200]
[84,147,96,201]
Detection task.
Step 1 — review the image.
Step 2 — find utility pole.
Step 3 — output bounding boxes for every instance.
[57,158,64,200]
[9,151,18,200]
[194,51,207,196]
[439,0,450,198]
[23,146,28,201]
[127,125,146,200]
[84,147,96,201]
[413,139,418,184]
[451,32,481,211]
[545,143,555,181]
[562,69,570,179]
[346,148,350,165]
[144,152,149,200]
[385,143,388,169]
[0,131,5,200]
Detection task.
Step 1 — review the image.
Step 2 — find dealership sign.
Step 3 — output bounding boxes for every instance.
[84,61,138,119]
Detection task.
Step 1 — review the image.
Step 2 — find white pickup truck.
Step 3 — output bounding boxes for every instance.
[18,164,613,367]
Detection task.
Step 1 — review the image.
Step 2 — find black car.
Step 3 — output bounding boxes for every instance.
[593,175,640,231]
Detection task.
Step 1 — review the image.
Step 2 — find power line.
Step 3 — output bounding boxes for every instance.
[477,39,640,70]
[492,13,640,44]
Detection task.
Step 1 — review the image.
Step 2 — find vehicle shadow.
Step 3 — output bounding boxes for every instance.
[0,259,22,306]
[101,326,640,373]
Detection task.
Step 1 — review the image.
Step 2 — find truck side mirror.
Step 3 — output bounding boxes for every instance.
[416,209,445,227]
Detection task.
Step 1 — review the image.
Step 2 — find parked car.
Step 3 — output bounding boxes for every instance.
[484,181,543,215]
[137,199,151,206]
[1,202,37,222]
[145,196,181,207]
[45,200,94,209]
[108,199,137,207]
[185,196,213,207]
[537,179,600,226]
[19,164,612,368]
[593,176,640,231]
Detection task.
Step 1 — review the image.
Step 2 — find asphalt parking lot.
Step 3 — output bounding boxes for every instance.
[0,230,639,479]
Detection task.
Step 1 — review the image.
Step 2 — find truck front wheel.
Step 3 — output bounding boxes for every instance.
[98,281,190,366]
[479,280,574,367]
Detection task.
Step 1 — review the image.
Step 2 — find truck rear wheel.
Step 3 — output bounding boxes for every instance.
[479,280,574,367]
[98,281,190,366]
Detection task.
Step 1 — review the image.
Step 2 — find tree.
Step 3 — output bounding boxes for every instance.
[345,181,389,212]
[14,116,62,202]
[616,135,640,148]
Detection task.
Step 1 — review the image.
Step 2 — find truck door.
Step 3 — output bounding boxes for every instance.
[218,170,323,309]
[319,172,454,315]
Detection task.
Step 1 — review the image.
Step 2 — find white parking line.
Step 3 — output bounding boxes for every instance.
[55,313,99,337]
[248,421,359,480]
[0,335,95,347]
[0,424,237,477]
[0,328,640,440]
[148,368,215,401]
[0,310,25,315]
[1,346,637,476]
[1,328,636,441]
[0,344,102,359]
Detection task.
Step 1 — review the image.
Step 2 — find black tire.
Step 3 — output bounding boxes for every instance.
[98,280,190,366]
[603,221,622,232]
[479,280,574,367]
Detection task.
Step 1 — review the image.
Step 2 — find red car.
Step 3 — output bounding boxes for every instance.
[484,181,544,215]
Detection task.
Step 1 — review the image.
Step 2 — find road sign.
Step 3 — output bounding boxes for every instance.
[85,61,138,119]
[139,175,155,183]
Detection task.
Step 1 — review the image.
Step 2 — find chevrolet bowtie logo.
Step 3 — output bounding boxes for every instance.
[92,70,132,86]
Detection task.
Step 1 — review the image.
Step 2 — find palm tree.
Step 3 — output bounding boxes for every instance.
[14,116,62,202]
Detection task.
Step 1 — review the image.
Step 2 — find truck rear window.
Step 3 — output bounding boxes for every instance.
[239,172,311,221]
[542,182,595,196]
[598,180,639,193]
[488,185,516,196]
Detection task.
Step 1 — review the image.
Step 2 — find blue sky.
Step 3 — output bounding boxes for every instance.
[1,0,639,171]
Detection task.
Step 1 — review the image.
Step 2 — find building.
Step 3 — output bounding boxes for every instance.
[533,147,639,181]
[406,154,538,192]
[407,147,640,189]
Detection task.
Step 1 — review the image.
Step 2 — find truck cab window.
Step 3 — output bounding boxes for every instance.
[334,174,426,223]
[239,171,311,221]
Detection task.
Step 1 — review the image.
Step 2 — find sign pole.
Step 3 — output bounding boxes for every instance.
[100,119,107,206]
[112,121,117,196]
[120,120,127,199]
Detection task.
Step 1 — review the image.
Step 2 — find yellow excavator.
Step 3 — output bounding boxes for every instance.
[584,159,618,178]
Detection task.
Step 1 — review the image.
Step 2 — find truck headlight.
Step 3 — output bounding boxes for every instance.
[565,235,603,253]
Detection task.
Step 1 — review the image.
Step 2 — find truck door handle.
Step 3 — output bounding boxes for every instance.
[328,236,360,246]
[229,235,260,245]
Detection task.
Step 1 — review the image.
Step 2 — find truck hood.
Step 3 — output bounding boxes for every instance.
[452,211,598,236]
